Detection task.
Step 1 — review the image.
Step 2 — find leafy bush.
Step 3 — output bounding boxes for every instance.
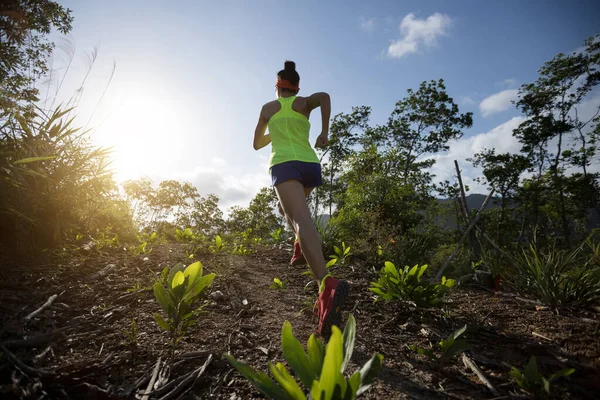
[501,243,600,307]
[224,314,383,400]
[175,228,196,243]
[409,325,471,363]
[153,261,215,353]
[0,106,136,256]
[326,242,352,268]
[270,227,283,243]
[369,262,455,307]
[209,235,224,253]
[509,356,575,396]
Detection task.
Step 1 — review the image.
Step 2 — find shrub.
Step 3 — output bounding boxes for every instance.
[153,261,215,354]
[369,262,455,307]
[224,314,383,400]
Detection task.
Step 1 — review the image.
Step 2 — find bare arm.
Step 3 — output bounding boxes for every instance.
[253,106,271,150]
[306,92,331,148]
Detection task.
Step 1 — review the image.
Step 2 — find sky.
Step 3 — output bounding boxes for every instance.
[47,0,600,212]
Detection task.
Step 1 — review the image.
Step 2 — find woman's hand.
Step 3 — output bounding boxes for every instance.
[315,132,329,148]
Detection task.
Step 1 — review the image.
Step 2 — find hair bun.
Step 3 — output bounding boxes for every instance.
[284,61,296,72]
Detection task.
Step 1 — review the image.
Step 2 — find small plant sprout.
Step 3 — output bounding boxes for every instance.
[153,261,216,356]
[209,235,224,253]
[123,317,138,363]
[175,228,196,243]
[377,245,383,257]
[409,325,471,364]
[224,314,383,400]
[509,356,575,396]
[185,249,195,259]
[326,242,351,268]
[369,262,455,307]
[270,278,286,290]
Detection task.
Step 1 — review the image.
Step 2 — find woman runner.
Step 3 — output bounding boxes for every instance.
[252,60,349,339]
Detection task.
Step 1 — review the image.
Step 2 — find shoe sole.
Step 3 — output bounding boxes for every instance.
[321,280,350,341]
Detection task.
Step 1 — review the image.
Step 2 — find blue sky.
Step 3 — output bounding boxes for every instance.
[51,0,600,210]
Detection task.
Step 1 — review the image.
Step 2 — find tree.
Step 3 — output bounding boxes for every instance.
[1,0,73,117]
[514,35,600,244]
[470,150,530,245]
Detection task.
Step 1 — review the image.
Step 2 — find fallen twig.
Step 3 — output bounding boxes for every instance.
[2,330,67,349]
[24,294,59,322]
[462,353,499,396]
[532,331,552,341]
[141,356,162,400]
[0,344,54,377]
[158,354,213,400]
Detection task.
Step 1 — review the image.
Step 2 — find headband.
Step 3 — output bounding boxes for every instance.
[276,77,299,91]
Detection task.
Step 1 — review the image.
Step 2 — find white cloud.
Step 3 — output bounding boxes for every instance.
[387,13,451,58]
[425,116,526,193]
[479,89,519,117]
[503,78,519,88]
[461,96,475,105]
[360,17,377,32]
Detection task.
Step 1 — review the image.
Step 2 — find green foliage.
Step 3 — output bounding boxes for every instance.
[232,244,251,256]
[129,231,156,256]
[0,0,73,116]
[175,228,196,243]
[153,261,215,351]
[124,317,138,346]
[270,278,287,290]
[509,356,575,396]
[409,325,471,363]
[209,235,224,253]
[369,262,455,307]
[270,227,283,243]
[499,241,600,307]
[326,242,351,268]
[224,314,383,399]
[0,106,137,256]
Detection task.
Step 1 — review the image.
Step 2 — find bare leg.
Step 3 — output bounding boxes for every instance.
[279,187,314,241]
[275,180,326,281]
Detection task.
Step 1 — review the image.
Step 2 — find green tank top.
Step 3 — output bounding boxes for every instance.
[268,96,320,169]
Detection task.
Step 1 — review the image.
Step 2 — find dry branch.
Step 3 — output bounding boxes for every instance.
[435,188,496,281]
[141,357,162,400]
[462,353,499,396]
[24,294,58,322]
[0,345,54,377]
[158,354,213,400]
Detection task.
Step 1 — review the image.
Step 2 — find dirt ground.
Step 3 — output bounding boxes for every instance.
[1,243,599,399]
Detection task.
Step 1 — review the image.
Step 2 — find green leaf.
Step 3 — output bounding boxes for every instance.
[281,320,315,388]
[307,334,325,379]
[318,325,345,400]
[417,264,428,280]
[549,368,575,382]
[171,271,186,290]
[523,356,543,386]
[344,245,351,256]
[356,353,384,396]
[326,259,337,268]
[443,339,471,359]
[168,264,185,287]
[183,273,215,302]
[341,314,356,373]
[451,325,467,340]
[268,362,307,400]
[13,156,57,165]
[334,245,341,256]
[153,282,174,315]
[224,354,293,400]
[409,345,436,360]
[153,312,171,331]
[216,235,222,248]
[346,371,361,400]
[183,261,203,292]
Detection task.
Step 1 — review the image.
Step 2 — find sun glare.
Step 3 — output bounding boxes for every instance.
[101,92,184,181]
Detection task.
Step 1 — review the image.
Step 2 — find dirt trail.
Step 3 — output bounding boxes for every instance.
[1,243,599,399]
